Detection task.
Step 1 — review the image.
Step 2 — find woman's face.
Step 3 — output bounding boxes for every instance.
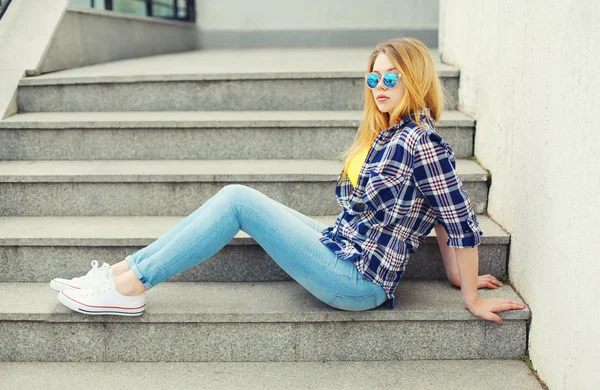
[370,53,406,113]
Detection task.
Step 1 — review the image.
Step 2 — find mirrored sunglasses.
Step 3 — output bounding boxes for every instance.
[365,72,401,89]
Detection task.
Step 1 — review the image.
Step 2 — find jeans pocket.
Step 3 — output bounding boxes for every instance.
[327,291,377,311]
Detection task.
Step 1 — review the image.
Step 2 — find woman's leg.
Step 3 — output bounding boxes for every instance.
[111,189,330,277]
[122,184,387,311]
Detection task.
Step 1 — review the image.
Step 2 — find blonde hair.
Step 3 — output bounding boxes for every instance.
[338,37,445,181]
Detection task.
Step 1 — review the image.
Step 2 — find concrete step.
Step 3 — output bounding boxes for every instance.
[0,110,475,160]
[16,48,459,112]
[0,215,508,283]
[0,158,488,216]
[0,360,542,389]
[0,280,529,362]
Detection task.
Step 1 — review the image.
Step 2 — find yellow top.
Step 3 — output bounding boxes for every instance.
[347,145,370,188]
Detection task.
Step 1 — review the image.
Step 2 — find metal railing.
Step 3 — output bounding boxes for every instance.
[83,0,195,22]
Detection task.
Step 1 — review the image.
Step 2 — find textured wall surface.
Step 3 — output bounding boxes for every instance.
[440,1,600,389]
[194,0,439,48]
[39,7,198,74]
[0,0,67,118]
[196,0,438,30]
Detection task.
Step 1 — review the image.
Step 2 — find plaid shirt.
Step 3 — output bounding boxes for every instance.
[319,109,484,309]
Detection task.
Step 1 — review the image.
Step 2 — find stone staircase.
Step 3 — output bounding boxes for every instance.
[0,48,540,389]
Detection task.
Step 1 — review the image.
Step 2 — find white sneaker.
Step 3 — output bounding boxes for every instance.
[57,269,146,316]
[50,260,111,292]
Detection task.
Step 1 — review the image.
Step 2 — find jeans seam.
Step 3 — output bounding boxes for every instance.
[147,210,228,285]
[327,290,376,306]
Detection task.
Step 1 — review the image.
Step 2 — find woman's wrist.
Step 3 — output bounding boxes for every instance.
[463,294,479,309]
[455,247,480,308]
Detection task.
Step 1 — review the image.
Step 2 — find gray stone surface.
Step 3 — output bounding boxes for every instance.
[0,215,508,282]
[0,281,528,361]
[0,322,105,361]
[0,318,527,361]
[0,360,543,390]
[293,320,525,361]
[0,110,475,128]
[17,77,458,112]
[0,159,487,216]
[464,181,488,214]
[0,159,486,181]
[0,69,22,119]
[19,48,458,80]
[197,28,439,49]
[0,181,334,216]
[16,47,459,112]
[105,322,298,361]
[0,281,529,323]
[0,213,507,246]
[0,125,474,160]
[39,7,198,74]
[0,241,508,283]
[0,110,475,160]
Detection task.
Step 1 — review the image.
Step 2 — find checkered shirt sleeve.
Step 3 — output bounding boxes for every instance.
[413,131,483,248]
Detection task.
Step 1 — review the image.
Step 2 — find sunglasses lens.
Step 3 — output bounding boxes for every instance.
[366,73,379,89]
[383,73,398,88]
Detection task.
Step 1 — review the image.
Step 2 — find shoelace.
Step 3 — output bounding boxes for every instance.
[73,260,108,282]
[83,269,115,297]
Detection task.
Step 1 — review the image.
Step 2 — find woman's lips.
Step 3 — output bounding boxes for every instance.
[376,96,390,102]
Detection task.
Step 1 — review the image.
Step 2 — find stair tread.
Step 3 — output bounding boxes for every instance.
[19,48,458,86]
[0,158,487,182]
[0,360,542,390]
[0,280,529,322]
[0,214,507,246]
[0,109,474,128]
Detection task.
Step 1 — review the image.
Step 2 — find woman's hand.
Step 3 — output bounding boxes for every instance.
[466,297,526,324]
[450,274,505,289]
[477,274,503,289]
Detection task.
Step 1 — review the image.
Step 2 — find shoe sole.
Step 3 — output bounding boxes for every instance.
[58,290,146,316]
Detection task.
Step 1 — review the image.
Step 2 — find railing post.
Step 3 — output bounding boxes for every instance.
[145,0,152,17]
[186,0,195,22]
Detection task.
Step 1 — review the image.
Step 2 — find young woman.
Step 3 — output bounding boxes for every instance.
[51,38,525,323]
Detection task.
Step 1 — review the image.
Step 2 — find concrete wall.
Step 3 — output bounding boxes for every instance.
[195,0,439,48]
[439,1,600,389]
[39,6,198,74]
[0,0,68,118]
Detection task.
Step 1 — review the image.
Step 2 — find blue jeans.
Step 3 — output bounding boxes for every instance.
[125,184,387,311]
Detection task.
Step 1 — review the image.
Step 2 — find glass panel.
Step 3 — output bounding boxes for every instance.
[67,0,193,21]
[177,0,187,19]
[68,0,107,9]
[152,1,176,18]
[112,0,146,16]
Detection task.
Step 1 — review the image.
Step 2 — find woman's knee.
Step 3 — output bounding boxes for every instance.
[216,184,252,203]
[219,183,247,194]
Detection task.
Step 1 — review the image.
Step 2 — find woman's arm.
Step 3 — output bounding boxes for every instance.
[435,224,504,289]
[434,224,461,286]
[455,247,525,324]
[413,132,525,323]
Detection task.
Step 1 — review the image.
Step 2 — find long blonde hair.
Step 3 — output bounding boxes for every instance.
[338,37,445,181]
